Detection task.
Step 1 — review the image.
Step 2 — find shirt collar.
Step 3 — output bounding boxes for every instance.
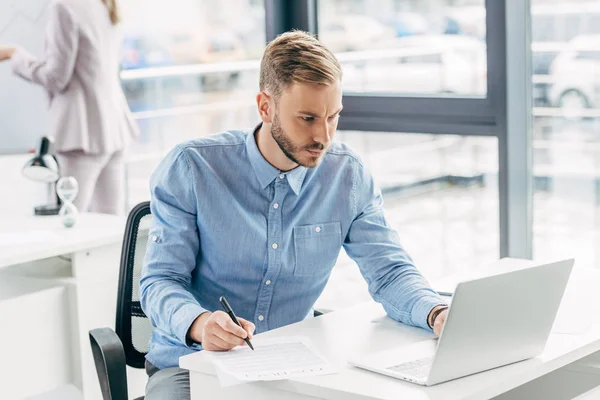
[245,124,308,195]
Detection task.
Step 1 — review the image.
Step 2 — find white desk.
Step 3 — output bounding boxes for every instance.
[0,213,125,400]
[181,264,600,400]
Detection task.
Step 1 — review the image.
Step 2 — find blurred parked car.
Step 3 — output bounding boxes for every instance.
[532,2,600,106]
[447,2,600,106]
[342,35,486,96]
[549,35,600,114]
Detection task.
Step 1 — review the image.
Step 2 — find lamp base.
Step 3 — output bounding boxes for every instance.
[35,204,61,216]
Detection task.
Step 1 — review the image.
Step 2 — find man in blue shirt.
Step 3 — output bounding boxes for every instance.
[141,31,448,399]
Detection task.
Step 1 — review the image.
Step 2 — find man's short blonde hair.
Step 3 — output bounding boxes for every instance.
[259,30,342,99]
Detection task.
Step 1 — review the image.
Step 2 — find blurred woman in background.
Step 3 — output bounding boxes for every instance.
[0,0,139,215]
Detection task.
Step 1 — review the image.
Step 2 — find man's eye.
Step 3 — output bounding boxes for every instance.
[301,116,315,122]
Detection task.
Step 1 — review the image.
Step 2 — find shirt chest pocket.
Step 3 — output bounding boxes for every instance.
[293,222,342,276]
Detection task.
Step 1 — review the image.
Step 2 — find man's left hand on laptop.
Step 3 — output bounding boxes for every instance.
[429,306,449,336]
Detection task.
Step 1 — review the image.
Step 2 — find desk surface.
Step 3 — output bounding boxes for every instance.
[181,264,600,400]
[0,213,125,269]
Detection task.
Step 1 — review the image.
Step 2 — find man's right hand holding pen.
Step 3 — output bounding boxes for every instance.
[187,311,255,351]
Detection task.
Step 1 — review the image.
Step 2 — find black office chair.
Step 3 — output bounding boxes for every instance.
[89,201,153,400]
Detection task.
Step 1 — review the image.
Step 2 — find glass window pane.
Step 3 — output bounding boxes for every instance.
[532,1,600,268]
[317,0,487,97]
[119,0,264,209]
[318,132,499,309]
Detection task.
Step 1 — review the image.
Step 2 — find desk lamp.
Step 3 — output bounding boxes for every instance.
[22,136,62,215]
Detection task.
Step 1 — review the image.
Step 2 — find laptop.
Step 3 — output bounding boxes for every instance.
[350,259,574,386]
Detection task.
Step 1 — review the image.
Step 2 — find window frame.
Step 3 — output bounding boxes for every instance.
[264,0,532,259]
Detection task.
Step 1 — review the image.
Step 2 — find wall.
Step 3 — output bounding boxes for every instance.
[0,0,51,154]
[0,154,48,217]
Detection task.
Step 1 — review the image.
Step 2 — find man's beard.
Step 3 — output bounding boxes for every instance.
[271,112,325,168]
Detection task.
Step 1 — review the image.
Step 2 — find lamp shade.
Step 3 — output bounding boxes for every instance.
[22,137,60,183]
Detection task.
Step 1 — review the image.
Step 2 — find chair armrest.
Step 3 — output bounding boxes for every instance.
[89,328,129,400]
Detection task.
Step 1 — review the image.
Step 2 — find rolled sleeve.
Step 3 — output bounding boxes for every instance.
[172,302,208,347]
[410,296,446,332]
[10,46,31,77]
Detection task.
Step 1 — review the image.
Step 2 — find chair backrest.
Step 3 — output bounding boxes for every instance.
[115,201,154,369]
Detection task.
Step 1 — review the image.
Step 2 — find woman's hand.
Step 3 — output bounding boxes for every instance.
[0,45,16,62]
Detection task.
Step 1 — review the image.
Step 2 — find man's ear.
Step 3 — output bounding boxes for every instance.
[256,91,273,124]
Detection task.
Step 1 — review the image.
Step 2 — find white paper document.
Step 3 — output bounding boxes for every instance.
[206,336,338,386]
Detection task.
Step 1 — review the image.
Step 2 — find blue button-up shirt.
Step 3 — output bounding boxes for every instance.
[140,127,443,369]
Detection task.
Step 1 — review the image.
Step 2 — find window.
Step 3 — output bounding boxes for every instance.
[576,52,600,61]
[117,1,510,284]
[317,0,487,97]
[402,54,443,64]
[564,15,583,42]
[532,0,600,268]
[315,0,510,264]
[118,0,265,209]
[318,131,499,309]
[588,15,600,34]
[532,14,555,42]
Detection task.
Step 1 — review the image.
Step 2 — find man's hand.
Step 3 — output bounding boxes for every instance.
[432,308,448,336]
[428,306,449,336]
[0,45,16,62]
[188,311,255,351]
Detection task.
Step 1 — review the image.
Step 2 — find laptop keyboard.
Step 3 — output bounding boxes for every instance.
[387,357,433,379]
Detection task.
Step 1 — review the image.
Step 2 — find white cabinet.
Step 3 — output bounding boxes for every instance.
[0,275,71,399]
[0,214,125,399]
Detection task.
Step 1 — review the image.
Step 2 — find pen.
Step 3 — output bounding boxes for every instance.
[437,291,454,297]
[219,296,255,350]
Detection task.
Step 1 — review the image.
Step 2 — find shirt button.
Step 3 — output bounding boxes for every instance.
[279,174,285,180]
[273,203,279,209]
[265,280,271,285]
[258,315,264,321]
[272,243,278,249]
[315,226,321,233]
[151,235,158,242]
